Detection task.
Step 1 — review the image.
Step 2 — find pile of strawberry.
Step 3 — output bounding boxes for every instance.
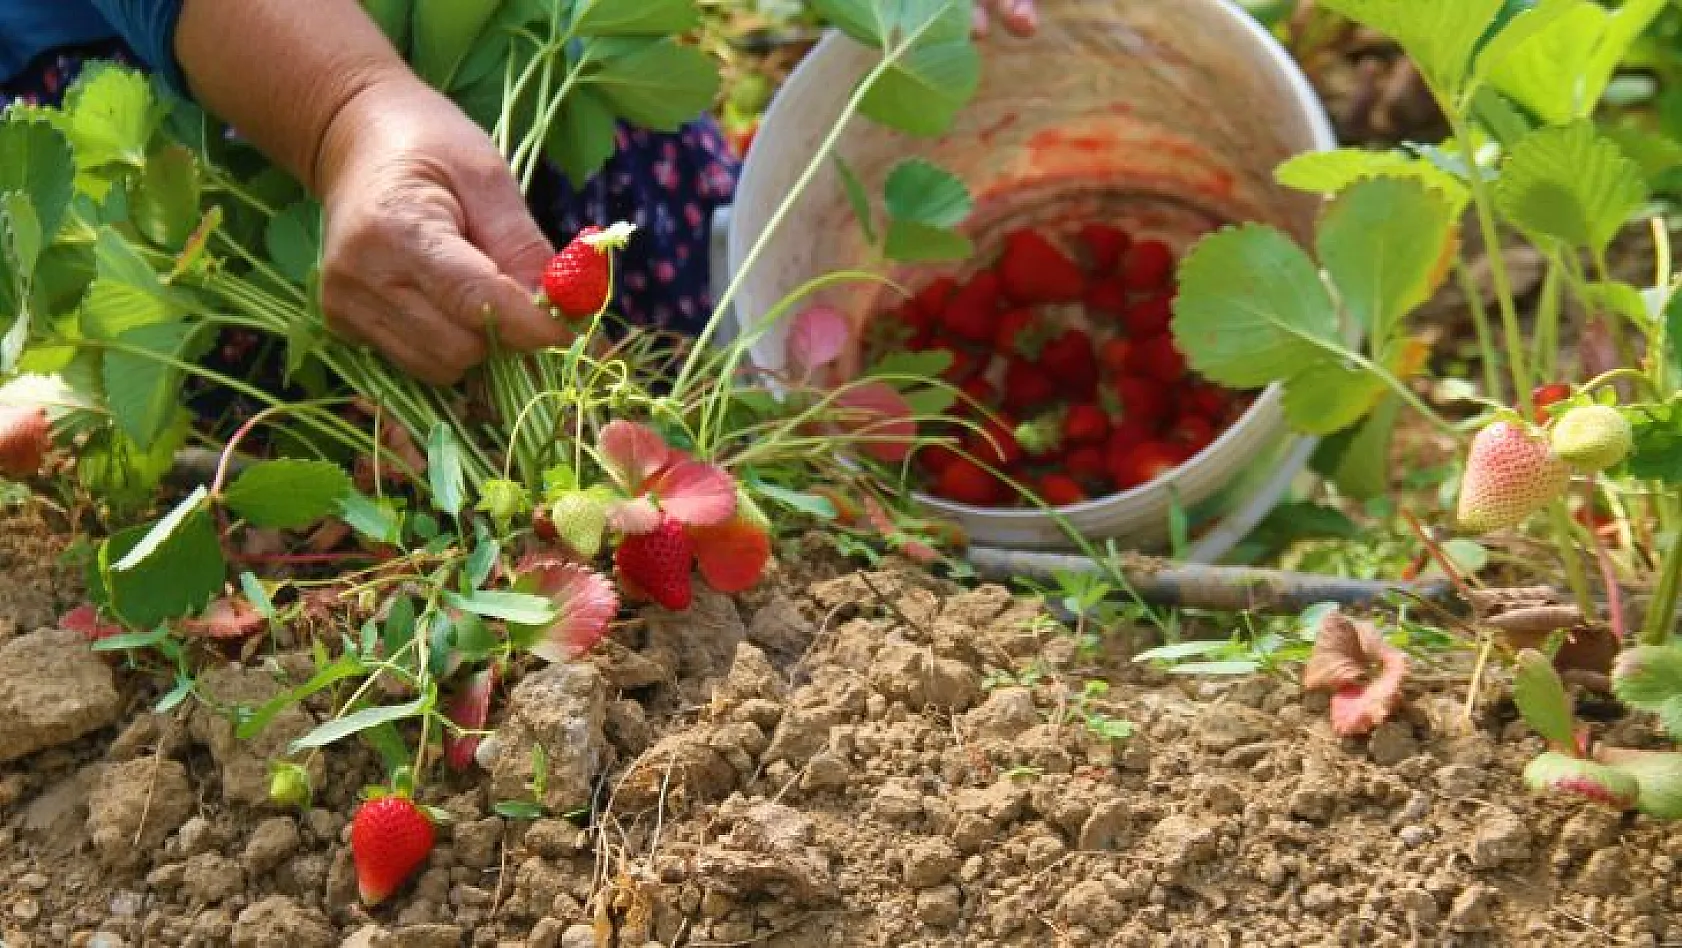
[880,224,1249,508]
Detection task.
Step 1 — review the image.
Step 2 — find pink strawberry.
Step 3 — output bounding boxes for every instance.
[350,794,436,905]
[614,515,695,610]
[1455,420,1570,533]
[0,405,50,478]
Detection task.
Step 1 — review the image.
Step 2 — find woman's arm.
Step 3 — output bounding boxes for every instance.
[97,0,565,384]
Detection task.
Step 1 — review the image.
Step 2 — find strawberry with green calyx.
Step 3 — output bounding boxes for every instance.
[1549,404,1632,474]
[546,488,615,559]
[1013,411,1065,459]
[475,479,531,532]
[542,222,637,321]
[993,307,1038,355]
[350,775,440,906]
[614,514,695,611]
[1455,418,1570,534]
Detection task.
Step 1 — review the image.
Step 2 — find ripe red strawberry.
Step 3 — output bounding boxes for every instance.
[1063,403,1110,446]
[1124,292,1174,336]
[1184,382,1230,421]
[1037,473,1087,507]
[1083,278,1129,318]
[350,794,436,905]
[942,272,1003,344]
[1127,333,1187,384]
[1455,420,1570,533]
[1107,419,1153,456]
[911,277,958,320]
[932,344,982,385]
[1067,445,1107,482]
[1169,414,1217,454]
[614,515,695,611]
[935,457,1004,506]
[965,416,1024,468]
[544,226,612,319]
[999,230,1085,304]
[993,307,1038,355]
[1114,377,1169,428]
[1111,441,1183,489]
[1002,358,1058,413]
[1121,239,1175,292]
[1040,329,1099,397]
[0,405,50,478]
[957,377,996,416]
[920,443,962,475]
[1079,224,1132,274]
[1099,338,1134,376]
[894,303,934,337]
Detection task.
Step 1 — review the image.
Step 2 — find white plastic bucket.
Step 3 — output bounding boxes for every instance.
[721,0,1337,560]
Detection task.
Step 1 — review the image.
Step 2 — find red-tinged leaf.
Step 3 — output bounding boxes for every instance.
[180,597,267,640]
[1524,750,1639,810]
[647,458,738,527]
[1595,747,1682,819]
[900,540,941,565]
[442,667,498,772]
[599,420,672,493]
[833,381,917,464]
[608,497,662,535]
[61,604,122,642]
[690,518,771,594]
[787,304,851,375]
[514,555,621,662]
[1304,610,1407,737]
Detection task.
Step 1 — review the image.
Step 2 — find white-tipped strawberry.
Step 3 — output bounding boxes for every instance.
[1550,404,1633,474]
[0,405,50,478]
[1456,420,1570,534]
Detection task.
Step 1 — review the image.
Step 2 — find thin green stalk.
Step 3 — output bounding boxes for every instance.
[1547,501,1596,617]
[673,54,900,396]
[1451,117,1534,414]
[1454,256,1504,400]
[1531,258,1562,386]
[1641,523,1682,645]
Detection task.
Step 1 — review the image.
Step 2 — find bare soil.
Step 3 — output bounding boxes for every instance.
[1,513,1681,948]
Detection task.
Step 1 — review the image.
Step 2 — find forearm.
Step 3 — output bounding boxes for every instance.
[173,0,416,194]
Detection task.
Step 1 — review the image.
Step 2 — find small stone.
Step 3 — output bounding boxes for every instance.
[963,688,1040,739]
[452,817,504,869]
[915,884,963,927]
[16,873,47,891]
[488,665,608,817]
[1433,764,1482,795]
[800,752,849,791]
[87,757,194,869]
[1366,721,1417,766]
[1577,847,1628,895]
[1560,809,1622,854]
[242,818,301,877]
[0,629,124,762]
[1398,825,1432,848]
[558,924,596,948]
[1469,807,1530,869]
[1447,885,1498,933]
[383,924,464,948]
[1287,787,1334,823]
[231,896,334,948]
[181,853,245,905]
[176,816,217,857]
[522,820,581,859]
[525,918,564,948]
[1394,886,1438,925]
[903,839,961,888]
[872,782,924,822]
[1196,705,1269,752]
[13,896,39,921]
[85,934,125,948]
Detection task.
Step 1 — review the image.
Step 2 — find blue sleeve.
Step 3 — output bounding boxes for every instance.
[84,0,188,98]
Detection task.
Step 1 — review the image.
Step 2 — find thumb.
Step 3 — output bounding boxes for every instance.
[462,166,556,290]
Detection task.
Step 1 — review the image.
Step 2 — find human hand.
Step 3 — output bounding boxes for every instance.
[974,0,1038,38]
[313,75,563,385]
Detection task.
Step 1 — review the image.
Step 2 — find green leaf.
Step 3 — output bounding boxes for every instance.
[544,86,618,189]
[585,38,721,132]
[1274,148,1469,211]
[809,0,890,46]
[1496,120,1648,254]
[1665,290,1682,382]
[860,40,980,137]
[1522,750,1639,809]
[79,278,177,340]
[1280,361,1388,435]
[902,384,957,416]
[1483,0,1667,124]
[1170,225,1338,388]
[113,485,209,572]
[442,589,557,626]
[266,201,323,285]
[59,65,162,170]
[749,480,838,519]
[1513,648,1576,745]
[426,424,466,516]
[836,156,877,244]
[883,158,972,229]
[105,321,205,450]
[0,117,75,240]
[0,192,41,366]
[1167,660,1264,676]
[570,0,699,36]
[361,0,414,50]
[99,508,225,630]
[883,220,973,262]
[129,144,201,250]
[865,348,953,380]
[1599,749,1682,820]
[1316,0,1504,99]
[1612,645,1682,739]
[289,692,432,753]
[236,653,365,740]
[410,0,503,88]
[223,460,354,529]
[337,491,403,545]
[239,571,276,620]
[1326,391,1403,499]
[1317,177,1456,343]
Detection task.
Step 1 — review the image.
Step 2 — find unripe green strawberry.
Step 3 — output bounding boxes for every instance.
[1456,420,1570,534]
[549,489,612,559]
[475,479,530,530]
[1549,404,1632,474]
[268,761,312,808]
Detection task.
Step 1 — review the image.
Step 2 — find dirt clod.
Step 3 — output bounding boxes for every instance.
[0,629,122,762]
[230,896,334,948]
[86,756,193,869]
[488,663,607,816]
